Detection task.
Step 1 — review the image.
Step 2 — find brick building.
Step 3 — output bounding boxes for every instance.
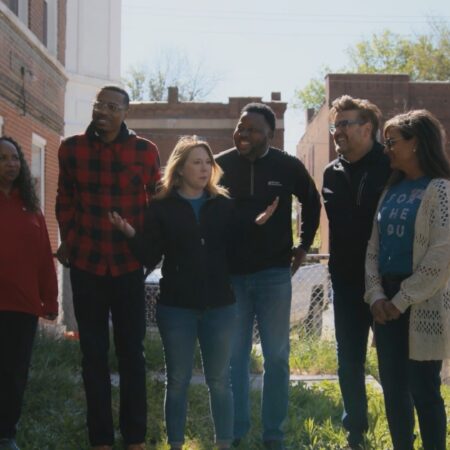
[0,0,67,250]
[297,73,450,254]
[127,87,287,164]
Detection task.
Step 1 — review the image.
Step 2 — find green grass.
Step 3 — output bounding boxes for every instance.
[15,331,450,449]
[289,329,379,377]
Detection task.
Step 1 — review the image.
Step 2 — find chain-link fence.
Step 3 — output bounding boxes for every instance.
[144,255,334,341]
[290,255,332,339]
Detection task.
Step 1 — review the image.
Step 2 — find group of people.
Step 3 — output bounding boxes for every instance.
[0,84,449,450]
[324,96,450,450]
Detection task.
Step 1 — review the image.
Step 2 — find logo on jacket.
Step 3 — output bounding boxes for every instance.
[268,181,282,187]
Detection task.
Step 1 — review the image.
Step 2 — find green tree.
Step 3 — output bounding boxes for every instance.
[124,65,146,101]
[347,22,450,80]
[295,19,450,111]
[293,67,331,112]
[123,49,220,102]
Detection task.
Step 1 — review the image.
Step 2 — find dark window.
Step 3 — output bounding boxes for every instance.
[43,1,48,46]
[9,0,19,15]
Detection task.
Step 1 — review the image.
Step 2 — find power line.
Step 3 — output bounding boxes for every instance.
[122,3,449,23]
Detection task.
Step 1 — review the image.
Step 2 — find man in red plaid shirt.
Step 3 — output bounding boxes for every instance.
[56,85,160,450]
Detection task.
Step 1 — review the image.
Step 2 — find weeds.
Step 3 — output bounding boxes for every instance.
[15,331,450,449]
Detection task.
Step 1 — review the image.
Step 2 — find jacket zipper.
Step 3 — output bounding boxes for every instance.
[250,163,254,196]
[356,172,368,206]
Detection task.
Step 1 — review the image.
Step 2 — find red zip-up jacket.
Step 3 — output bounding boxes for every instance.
[0,190,58,317]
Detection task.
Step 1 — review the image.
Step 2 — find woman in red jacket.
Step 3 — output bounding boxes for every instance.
[0,137,58,450]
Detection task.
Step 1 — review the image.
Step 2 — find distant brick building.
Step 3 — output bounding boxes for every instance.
[0,0,67,250]
[127,87,287,164]
[297,73,450,253]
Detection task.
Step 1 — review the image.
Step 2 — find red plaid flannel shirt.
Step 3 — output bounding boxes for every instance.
[56,122,161,276]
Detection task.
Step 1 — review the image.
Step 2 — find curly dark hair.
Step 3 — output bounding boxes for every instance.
[0,136,40,212]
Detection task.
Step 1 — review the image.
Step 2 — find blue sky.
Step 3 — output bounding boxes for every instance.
[121,0,449,154]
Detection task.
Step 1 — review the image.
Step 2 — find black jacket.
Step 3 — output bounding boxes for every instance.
[322,142,391,283]
[129,192,235,309]
[216,147,321,274]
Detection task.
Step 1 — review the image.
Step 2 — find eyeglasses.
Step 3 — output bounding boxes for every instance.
[93,101,127,113]
[329,119,366,134]
[384,137,404,150]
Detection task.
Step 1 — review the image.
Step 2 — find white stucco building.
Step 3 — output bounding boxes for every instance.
[64,0,122,136]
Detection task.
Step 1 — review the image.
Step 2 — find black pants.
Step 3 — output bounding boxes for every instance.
[0,311,38,439]
[375,276,447,450]
[332,276,372,446]
[70,267,147,446]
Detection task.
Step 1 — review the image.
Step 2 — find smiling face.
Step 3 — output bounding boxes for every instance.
[233,112,273,161]
[330,110,372,162]
[384,126,419,175]
[92,89,128,142]
[178,146,213,197]
[0,139,21,194]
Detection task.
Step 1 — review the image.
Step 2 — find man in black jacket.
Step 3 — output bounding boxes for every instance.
[322,95,391,449]
[216,103,321,450]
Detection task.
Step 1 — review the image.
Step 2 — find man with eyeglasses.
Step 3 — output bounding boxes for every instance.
[56,85,160,450]
[322,95,391,449]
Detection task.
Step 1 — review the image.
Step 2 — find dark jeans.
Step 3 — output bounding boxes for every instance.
[0,311,38,439]
[331,277,372,446]
[70,267,147,446]
[374,276,447,450]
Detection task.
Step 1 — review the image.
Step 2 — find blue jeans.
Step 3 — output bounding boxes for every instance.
[331,276,372,446]
[375,276,447,450]
[230,267,291,442]
[70,267,147,446]
[156,303,236,448]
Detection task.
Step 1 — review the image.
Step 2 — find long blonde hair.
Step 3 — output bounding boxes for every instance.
[155,135,229,199]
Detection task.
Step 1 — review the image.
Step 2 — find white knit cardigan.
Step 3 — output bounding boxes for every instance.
[365,178,450,361]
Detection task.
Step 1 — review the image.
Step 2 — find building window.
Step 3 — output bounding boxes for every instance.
[11,0,29,26]
[9,0,19,15]
[31,133,46,212]
[45,0,58,56]
[43,1,48,46]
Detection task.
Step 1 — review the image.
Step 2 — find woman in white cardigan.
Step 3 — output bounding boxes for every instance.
[365,109,450,450]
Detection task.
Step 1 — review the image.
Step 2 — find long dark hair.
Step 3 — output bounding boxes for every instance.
[384,109,450,185]
[0,136,40,212]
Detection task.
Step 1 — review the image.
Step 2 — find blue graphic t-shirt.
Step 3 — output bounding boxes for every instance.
[378,176,431,276]
[178,191,207,222]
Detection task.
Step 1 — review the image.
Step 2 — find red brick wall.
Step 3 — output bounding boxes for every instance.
[0,9,66,133]
[57,0,66,64]
[297,73,450,253]
[128,93,287,165]
[0,101,61,251]
[325,74,450,154]
[1,3,67,251]
[296,106,331,254]
[27,0,45,44]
